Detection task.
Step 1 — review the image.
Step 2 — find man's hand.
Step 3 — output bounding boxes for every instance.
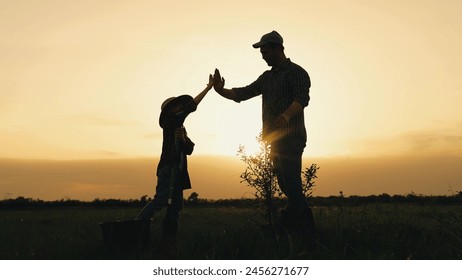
[275,113,289,128]
[212,68,238,101]
[275,102,304,127]
[213,68,225,94]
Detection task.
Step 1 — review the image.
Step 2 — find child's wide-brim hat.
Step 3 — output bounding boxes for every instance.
[159,95,194,126]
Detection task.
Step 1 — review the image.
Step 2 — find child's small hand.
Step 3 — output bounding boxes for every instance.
[175,127,186,142]
[193,73,214,105]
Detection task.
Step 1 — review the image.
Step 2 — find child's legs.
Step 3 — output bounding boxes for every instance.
[163,186,183,236]
[136,166,172,220]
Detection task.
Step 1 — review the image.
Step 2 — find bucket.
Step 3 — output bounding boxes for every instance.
[99,219,151,259]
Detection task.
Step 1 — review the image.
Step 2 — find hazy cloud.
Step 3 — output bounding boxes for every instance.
[1,155,461,201]
[92,150,121,157]
[355,126,462,157]
[143,132,163,140]
[66,114,142,127]
[398,128,462,155]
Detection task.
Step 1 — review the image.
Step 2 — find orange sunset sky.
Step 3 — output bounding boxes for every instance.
[1,0,462,200]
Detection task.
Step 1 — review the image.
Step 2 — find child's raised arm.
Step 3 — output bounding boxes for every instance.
[193,74,214,106]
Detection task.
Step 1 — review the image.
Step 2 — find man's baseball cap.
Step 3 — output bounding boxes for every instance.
[252,30,284,48]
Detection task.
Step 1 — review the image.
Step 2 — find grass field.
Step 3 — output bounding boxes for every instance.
[1,203,462,260]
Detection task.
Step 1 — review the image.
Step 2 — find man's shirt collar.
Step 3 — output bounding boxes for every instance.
[271,58,291,72]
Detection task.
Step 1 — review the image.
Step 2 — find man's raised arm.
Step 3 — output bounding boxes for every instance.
[213,68,238,100]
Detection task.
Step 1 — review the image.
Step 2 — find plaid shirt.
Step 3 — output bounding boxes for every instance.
[232,58,311,142]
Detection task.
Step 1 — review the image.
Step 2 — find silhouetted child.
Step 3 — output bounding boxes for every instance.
[136,74,213,243]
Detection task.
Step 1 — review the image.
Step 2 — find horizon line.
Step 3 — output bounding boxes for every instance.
[2,152,462,162]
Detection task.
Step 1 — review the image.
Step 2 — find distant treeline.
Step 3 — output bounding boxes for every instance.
[1,192,462,210]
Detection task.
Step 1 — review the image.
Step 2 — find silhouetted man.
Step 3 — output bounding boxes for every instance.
[213,31,315,236]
